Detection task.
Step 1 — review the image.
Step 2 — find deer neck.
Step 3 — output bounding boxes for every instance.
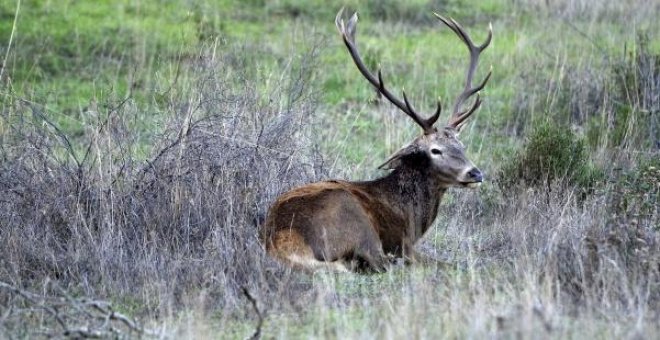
[367,167,447,239]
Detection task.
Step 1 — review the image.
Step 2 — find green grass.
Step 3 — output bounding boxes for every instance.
[3,0,656,153]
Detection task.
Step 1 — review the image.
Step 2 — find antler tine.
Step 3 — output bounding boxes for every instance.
[429,99,442,126]
[336,8,441,134]
[434,13,492,129]
[453,94,482,129]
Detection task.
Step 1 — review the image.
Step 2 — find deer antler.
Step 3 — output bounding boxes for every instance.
[433,13,492,130]
[335,8,442,135]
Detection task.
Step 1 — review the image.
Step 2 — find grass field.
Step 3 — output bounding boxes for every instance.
[1,0,659,338]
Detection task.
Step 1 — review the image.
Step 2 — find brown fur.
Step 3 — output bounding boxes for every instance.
[260,150,462,273]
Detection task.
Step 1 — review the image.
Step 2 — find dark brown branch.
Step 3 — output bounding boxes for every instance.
[242,287,263,340]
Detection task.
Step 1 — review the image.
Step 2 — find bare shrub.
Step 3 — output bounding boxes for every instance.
[0,40,326,335]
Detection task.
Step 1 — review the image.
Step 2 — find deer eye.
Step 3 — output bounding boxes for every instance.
[431,148,442,155]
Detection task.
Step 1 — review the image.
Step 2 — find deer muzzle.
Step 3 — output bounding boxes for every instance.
[462,167,483,188]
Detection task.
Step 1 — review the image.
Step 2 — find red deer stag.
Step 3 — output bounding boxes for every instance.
[260,8,492,273]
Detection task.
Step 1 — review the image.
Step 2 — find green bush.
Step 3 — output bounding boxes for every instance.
[500,121,601,190]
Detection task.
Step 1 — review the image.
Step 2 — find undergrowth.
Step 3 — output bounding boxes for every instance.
[0,41,326,336]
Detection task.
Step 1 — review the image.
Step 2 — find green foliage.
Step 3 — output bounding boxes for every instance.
[500,121,601,189]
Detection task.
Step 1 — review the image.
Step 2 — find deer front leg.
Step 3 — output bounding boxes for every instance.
[352,230,391,273]
[402,239,422,265]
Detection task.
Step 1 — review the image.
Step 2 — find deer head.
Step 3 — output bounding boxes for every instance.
[335,9,492,188]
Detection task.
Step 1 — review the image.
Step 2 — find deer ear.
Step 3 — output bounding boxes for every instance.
[377,144,420,170]
[443,126,461,137]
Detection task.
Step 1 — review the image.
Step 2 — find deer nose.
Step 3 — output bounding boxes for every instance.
[467,168,483,182]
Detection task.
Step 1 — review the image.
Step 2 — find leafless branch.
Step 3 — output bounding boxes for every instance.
[242,287,263,340]
[0,280,159,338]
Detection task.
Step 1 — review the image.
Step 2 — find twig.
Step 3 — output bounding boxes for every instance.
[25,100,82,169]
[0,280,158,338]
[80,94,133,168]
[87,301,158,336]
[0,281,68,331]
[242,287,263,340]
